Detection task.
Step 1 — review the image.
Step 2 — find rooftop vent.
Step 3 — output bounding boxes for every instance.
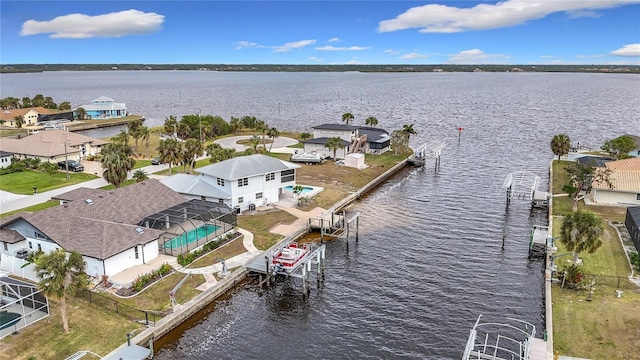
[135,227,144,234]
[85,199,93,205]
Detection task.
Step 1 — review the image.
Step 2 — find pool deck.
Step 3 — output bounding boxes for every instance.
[107,254,176,288]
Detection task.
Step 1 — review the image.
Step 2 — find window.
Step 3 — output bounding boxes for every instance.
[217,178,225,186]
[35,232,47,240]
[218,199,224,204]
[37,244,42,252]
[29,241,33,249]
[238,196,244,204]
[238,178,248,187]
[3,243,7,251]
[256,192,263,199]
[637,193,640,201]
[134,246,139,259]
[281,169,295,183]
[266,173,275,181]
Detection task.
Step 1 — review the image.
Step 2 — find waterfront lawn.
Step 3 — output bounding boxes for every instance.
[0,296,144,360]
[0,170,98,194]
[551,160,572,194]
[237,209,297,250]
[0,200,59,218]
[97,273,206,313]
[187,236,247,269]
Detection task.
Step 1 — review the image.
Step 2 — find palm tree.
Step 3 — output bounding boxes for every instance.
[111,129,130,145]
[255,119,268,149]
[13,115,23,128]
[163,116,178,137]
[132,169,149,182]
[267,127,279,152]
[325,136,344,159]
[101,143,136,188]
[58,101,72,111]
[139,126,151,158]
[560,210,604,264]
[365,116,379,127]
[229,117,243,134]
[401,124,417,143]
[250,135,261,152]
[300,132,311,141]
[182,138,203,173]
[157,138,182,175]
[550,134,571,160]
[34,249,88,333]
[342,112,354,125]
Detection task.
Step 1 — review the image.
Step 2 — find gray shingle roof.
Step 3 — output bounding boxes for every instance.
[0,229,25,244]
[303,137,351,146]
[197,154,300,180]
[357,127,390,143]
[160,174,230,199]
[0,130,107,157]
[51,188,106,202]
[312,123,358,131]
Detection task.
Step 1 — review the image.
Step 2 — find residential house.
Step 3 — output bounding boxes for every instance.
[0,107,54,128]
[625,134,640,157]
[0,129,106,163]
[161,154,300,212]
[0,150,12,169]
[0,180,236,285]
[302,124,391,159]
[590,157,640,206]
[79,96,128,119]
[625,206,640,253]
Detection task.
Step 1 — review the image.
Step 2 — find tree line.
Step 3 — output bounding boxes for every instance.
[1,94,72,111]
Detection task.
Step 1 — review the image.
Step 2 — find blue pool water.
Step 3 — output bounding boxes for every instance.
[163,225,220,249]
[284,185,313,194]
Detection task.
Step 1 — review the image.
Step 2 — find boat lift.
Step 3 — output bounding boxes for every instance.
[502,171,550,210]
[408,140,445,171]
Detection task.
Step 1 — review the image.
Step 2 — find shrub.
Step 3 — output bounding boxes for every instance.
[131,262,173,291]
[630,253,640,272]
[558,264,585,289]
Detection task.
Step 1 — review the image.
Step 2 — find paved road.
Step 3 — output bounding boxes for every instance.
[214,135,298,153]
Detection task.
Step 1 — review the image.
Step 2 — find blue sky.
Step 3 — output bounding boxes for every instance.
[1,1,639,65]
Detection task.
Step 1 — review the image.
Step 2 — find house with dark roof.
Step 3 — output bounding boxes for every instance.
[0,180,236,284]
[302,124,391,159]
[626,206,640,253]
[161,154,300,212]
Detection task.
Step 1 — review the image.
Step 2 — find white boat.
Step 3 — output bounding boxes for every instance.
[272,242,310,273]
[290,151,324,164]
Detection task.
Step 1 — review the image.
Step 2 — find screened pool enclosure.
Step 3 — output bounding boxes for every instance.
[140,199,237,256]
[1,277,50,339]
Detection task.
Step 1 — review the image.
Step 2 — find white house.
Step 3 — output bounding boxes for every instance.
[0,150,12,169]
[302,124,391,159]
[161,154,300,212]
[0,180,235,286]
[590,157,640,206]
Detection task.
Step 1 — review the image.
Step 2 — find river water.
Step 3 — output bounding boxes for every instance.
[2,71,638,359]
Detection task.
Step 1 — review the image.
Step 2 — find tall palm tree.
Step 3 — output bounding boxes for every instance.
[182,138,203,173]
[267,127,280,152]
[325,136,344,159]
[101,143,136,188]
[157,138,182,175]
[365,116,379,127]
[250,135,261,152]
[300,132,311,141]
[75,107,87,120]
[13,115,23,128]
[342,112,354,125]
[34,249,88,334]
[111,129,130,145]
[560,210,604,264]
[401,124,417,143]
[139,126,151,158]
[163,116,178,137]
[255,119,268,149]
[550,134,571,160]
[229,117,243,134]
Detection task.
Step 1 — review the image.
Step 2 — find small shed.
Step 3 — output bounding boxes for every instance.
[345,153,365,169]
[625,206,640,253]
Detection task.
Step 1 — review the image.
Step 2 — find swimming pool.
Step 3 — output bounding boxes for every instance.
[283,185,314,194]
[164,224,220,249]
[0,312,21,330]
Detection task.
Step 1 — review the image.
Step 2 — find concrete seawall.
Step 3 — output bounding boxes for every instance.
[545,160,554,360]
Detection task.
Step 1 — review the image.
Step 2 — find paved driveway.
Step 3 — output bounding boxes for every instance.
[214,136,298,153]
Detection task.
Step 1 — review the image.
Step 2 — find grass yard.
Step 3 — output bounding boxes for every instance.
[551,160,639,359]
[0,170,98,194]
[187,236,247,269]
[0,296,145,360]
[0,200,59,218]
[237,209,297,250]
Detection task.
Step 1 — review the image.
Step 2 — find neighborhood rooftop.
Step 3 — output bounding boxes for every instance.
[197,154,300,180]
[0,129,107,157]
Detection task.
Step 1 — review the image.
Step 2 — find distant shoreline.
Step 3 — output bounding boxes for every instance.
[2,64,639,74]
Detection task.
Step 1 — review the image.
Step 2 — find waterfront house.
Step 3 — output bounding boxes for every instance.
[590,157,640,206]
[0,150,12,169]
[161,154,300,212]
[0,129,106,163]
[0,107,54,128]
[302,124,390,159]
[625,206,640,253]
[0,180,236,285]
[626,134,640,157]
[79,96,128,119]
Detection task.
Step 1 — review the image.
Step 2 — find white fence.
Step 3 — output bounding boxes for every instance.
[0,253,38,282]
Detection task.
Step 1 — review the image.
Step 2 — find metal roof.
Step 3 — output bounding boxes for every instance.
[312,123,359,131]
[160,174,230,199]
[197,154,300,180]
[303,137,351,146]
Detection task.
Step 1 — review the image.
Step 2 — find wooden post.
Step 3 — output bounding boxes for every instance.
[355,213,359,243]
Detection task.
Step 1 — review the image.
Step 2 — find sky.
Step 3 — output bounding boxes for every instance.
[1,0,639,65]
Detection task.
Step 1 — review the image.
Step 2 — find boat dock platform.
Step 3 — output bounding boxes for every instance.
[529,225,549,259]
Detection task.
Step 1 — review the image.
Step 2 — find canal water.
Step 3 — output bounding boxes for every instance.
[2,71,638,358]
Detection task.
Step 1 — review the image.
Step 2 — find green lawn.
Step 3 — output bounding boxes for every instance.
[0,170,98,194]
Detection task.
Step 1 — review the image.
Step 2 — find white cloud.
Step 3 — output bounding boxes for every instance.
[378,0,636,33]
[21,9,164,38]
[609,43,640,57]
[308,56,324,62]
[235,41,258,50]
[328,37,341,43]
[316,45,370,51]
[399,52,428,60]
[384,49,399,55]
[273,39,316,53]
[446,49,509,64]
